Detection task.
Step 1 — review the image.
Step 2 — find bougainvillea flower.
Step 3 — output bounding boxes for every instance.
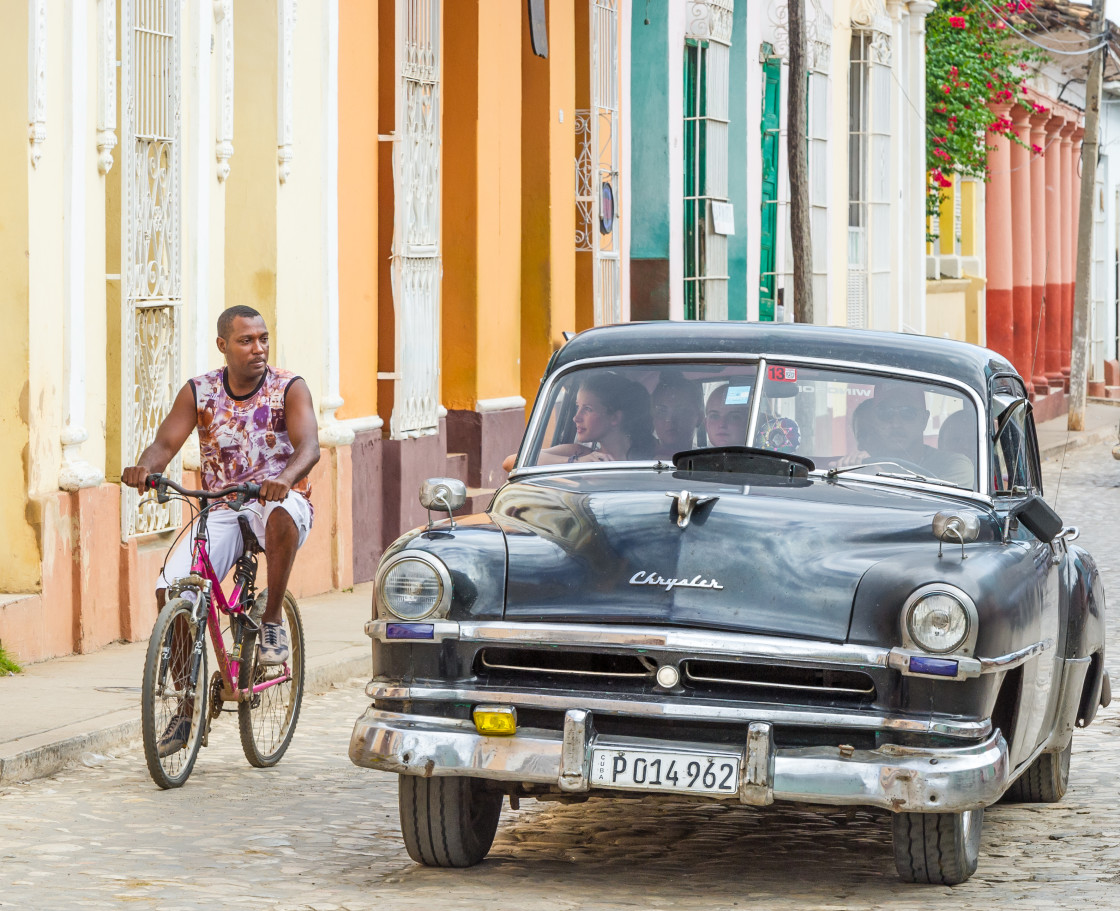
[949,15,967,27]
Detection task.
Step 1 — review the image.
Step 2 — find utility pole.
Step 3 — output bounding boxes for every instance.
[787,0,813,323]
[1069,0,1106,430]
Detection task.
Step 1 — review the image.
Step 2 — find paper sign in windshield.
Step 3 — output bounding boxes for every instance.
[768,365,797,382]
[724,385,752,405]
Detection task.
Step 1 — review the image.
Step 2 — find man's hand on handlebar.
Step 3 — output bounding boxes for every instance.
[257,479,292,503]
[122,465,153,491]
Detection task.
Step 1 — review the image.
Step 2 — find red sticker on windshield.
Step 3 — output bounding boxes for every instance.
[768,365,797,382]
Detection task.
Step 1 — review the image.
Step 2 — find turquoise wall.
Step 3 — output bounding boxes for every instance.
[630,9,669,259]
[727,3,749,320]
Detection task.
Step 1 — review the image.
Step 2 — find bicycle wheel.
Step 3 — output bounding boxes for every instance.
[141,597,208,789]
[238,590,304,767]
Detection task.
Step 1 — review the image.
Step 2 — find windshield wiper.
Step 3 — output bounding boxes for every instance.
[824,461,968,490]
[825,460,910,478]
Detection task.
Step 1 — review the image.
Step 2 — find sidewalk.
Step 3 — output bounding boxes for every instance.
[2,401,1119,789]
[0,583,374,786]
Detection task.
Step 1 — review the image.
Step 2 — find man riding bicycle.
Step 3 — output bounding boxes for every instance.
[123,305,320,668]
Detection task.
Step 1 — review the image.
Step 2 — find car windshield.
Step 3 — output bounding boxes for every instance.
[521,361,980,491]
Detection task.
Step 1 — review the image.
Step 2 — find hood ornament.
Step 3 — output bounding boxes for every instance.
[667,490,718,529]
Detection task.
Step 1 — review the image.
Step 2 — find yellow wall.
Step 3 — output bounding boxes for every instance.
[226,0,278,335]
[0,0,38,589]
[338,0,379,421]
[520,0,576,404]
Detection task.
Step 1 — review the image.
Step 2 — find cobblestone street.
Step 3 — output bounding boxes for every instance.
[3,442,1120,911]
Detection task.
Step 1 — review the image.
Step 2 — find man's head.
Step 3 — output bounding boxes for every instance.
[866,382,929,456]
[704,383,751,448]
[652,373,702,453]
[216,306,269,382]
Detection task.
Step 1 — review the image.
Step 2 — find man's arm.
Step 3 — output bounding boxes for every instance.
[121,383,198,490]
[259,378,321,502]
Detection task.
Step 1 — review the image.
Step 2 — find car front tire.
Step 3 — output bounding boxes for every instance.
[892,808,983,885]
[1003,739,1071,803]
[398,775,503,867]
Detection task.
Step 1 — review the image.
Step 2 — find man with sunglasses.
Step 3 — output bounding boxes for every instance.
[851,382,973,488]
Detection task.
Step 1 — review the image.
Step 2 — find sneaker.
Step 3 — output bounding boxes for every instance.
[258,622,290,666]
[157,709,192,757]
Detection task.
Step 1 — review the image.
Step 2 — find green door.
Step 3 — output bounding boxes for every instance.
[759,44,780,322]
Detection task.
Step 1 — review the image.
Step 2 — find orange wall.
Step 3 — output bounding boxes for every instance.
[442,0,523,410]
[338,0,379,420]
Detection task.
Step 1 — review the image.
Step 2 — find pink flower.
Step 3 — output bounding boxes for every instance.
[933,148,951,161]
[949,15,967,27]
[1031,143,1043,154]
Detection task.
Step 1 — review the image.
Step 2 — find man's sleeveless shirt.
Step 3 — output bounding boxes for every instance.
[190,367,312,509]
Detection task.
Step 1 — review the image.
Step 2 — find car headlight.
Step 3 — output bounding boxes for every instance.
[376,551,452,620]
[901,584,977,655]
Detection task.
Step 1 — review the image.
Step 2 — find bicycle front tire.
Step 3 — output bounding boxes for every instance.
[141,597,208,789]
[238,589,305,767]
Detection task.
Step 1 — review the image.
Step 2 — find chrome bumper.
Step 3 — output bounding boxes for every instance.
[349,706,1009,813]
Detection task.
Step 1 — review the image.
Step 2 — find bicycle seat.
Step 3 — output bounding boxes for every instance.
[237,515,263,554]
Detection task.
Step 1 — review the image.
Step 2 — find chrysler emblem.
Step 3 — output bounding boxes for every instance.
[666,490,718,529]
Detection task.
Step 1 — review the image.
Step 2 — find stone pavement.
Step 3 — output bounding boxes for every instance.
[0,399,1117,790]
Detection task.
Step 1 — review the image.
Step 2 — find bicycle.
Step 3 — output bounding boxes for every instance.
[139,473,306,789]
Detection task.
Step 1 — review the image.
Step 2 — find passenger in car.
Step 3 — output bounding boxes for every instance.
[651,372,703,459]
[847,383,974,487]
[537,371,656,464]
[704,382,752,448]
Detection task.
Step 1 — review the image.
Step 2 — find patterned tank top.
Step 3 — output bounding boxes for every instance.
[190,366,312,509]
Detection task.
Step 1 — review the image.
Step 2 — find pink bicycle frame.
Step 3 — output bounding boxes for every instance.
[184,528,291,701]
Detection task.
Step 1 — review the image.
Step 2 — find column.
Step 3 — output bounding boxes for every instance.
[985,104,1014,365]
[907,1,937,333]
[1043,115,1065,381]
[1059,122,1076,385]
[1009,103,1033,390]
[1029,110,1050,394]
[1066,125,1085,382]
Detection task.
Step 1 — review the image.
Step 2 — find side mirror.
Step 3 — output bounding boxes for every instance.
[1009,495,1062,543]
[419,478,467,529]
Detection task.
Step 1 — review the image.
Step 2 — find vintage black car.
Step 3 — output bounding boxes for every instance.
[349,322,1109,884]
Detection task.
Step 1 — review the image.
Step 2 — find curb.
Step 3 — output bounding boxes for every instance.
[0,647,370,787]
[1039,425,1118,463]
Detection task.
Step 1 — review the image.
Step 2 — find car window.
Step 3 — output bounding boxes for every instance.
[524,362,979,490]
[756,365,979,490]
[522,364,757,466]
[992,401,1038,493]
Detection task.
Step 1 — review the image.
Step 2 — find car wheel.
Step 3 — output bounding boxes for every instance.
[398,775,503,867]
[892,808,983,885]
[1003,739,1071,803]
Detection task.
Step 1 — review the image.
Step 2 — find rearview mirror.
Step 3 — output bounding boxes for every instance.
[1010,495,1062,543]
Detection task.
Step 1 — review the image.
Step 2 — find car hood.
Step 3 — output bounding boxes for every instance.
[490,468,972,642]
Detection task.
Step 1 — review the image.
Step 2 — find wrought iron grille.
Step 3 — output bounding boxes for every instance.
[390,0,441,439]
[121,0,182,537]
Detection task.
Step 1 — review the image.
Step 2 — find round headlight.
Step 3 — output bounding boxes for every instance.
[906,592,970,654]
[379,556,447,620]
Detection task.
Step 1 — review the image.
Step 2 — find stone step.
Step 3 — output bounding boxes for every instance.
[465,487,496,514]
[444,452,468,484]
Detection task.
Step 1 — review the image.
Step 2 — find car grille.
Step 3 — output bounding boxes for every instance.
[682,659,876,704]
[474,648,876,706]
[478,647,657,682]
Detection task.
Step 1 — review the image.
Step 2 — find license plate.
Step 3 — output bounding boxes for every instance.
[589,747,740,796]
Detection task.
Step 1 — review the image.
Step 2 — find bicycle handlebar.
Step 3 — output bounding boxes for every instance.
[145,473,261,507]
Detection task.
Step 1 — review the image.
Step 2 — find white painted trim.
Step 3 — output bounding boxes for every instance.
[342,415,384,433]
[60,0,102,491]
[475,396,527,413]
[277,0,297,183]
[319,0,352,448]
[668,7,685,320]
[215,0,234,181]
[96,0,116,174]
[190,0,213,377]
[28,0,47,168]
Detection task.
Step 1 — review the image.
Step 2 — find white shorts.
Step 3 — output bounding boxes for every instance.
[156,491,313,590]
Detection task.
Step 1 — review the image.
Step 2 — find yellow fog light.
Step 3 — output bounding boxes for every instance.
[473,705,517,736]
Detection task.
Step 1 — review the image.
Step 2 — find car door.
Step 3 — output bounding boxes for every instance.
[990,377,1063,766]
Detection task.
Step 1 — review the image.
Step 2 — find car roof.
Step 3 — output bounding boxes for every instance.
[549,321,1016,399]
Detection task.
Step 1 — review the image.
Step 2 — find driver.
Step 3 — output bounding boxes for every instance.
[848,383,973,487]
[704,382,751,448]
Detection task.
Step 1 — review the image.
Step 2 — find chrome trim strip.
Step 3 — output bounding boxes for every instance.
[517,352,991,492]
[364,682,992,739]
[977,638,1053,672]
[480,651,655,679]
[682,666,875,697]
[349,708,1010,812]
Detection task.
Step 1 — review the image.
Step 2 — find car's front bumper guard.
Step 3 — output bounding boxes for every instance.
[349,706,1009,813]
